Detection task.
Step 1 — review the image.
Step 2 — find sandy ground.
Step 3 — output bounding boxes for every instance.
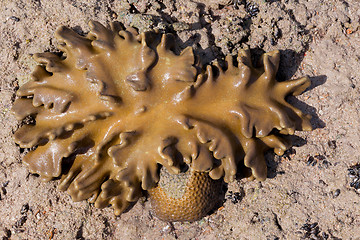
[1,0,360,239]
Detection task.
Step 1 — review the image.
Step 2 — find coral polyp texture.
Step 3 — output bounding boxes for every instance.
[13,21,312,222]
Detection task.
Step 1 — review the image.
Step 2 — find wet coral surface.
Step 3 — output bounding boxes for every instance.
[1,0,360,239]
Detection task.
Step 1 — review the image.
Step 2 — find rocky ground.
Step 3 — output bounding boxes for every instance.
[1,0,360,239]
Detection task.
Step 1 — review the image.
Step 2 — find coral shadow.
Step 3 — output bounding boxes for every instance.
[287,75,327,131]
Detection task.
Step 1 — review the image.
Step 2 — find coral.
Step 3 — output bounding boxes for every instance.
[148,167,223,222]
[13,21,312,220]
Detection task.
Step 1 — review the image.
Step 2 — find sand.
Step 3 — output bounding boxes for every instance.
[1,0,360,239]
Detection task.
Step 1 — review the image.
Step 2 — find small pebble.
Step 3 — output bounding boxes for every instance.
[306,156,314,166]
[8,16,20,22]
[20,203,29,215]
[161,223,175,234]
[333,189,340,198]
[14,216,27,228]
[2,181,9,187]
[226,191,243,204]
[246,3,260,17]
[327,140,337,149]
[319,179,326,185]
[348,164,360,190]
[299,222,328,239]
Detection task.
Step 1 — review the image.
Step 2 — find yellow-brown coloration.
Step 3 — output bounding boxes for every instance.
[12,21,312,221]
[148,168,222,222]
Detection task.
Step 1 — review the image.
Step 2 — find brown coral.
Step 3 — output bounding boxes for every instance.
[13,21,312,221]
